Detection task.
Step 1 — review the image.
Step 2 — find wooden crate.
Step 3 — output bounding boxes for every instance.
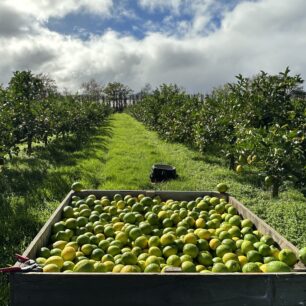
[10,190,306,306]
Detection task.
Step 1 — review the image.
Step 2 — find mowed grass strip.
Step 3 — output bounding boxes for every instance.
[97,113,305,249]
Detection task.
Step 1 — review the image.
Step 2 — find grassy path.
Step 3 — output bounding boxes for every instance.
[89,114,305,248]
[0,113,305,305]
[84,113,305,249]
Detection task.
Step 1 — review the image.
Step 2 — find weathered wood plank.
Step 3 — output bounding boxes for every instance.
[229,196,298,252]
[20,191,74,261]
[229,196,305,270]
[10,273,306,306]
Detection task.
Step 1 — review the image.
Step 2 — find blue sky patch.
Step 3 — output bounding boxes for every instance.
[46,1,173,39]
[45,0,250,40]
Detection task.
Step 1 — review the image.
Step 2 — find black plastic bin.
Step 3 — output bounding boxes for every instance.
[150,164,177,182]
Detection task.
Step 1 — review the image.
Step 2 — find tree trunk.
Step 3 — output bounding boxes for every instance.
[44,135,48,147]
[272,181,280,198]
[124,97,127,109]
[27,136,33,155]
[228,155,235,170]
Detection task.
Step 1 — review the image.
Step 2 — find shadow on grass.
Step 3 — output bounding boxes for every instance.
[230,169,263,188]
[0,274,9,306]
[190,149,265,190]
[191,154,224,167]
[35,122,112,167]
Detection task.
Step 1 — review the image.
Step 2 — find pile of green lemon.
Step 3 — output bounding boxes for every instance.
[36,183,305,273]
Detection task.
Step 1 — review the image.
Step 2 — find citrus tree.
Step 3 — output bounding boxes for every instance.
[129,68,306,197]
[232,68,305,197]
[0,86,18,160]
[193,84,245,169]
[0,71,112,161]
[151,84,202,145]
[129,84,203,145]
[6,71,46,154]
[236,124,305,197]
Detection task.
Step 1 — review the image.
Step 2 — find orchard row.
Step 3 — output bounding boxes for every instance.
[128,68,306,197]
[0,71,111,159]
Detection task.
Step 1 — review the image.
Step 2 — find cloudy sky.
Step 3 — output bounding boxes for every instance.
[0,0,306,93]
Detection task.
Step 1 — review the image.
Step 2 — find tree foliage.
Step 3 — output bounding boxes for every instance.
[128,68,306,197]
[103,82,132,111]
[0,71,111,160]
[129,84,203,145]
[81,79,104,101]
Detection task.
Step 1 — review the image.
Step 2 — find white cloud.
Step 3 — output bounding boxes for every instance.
[138,0,232,35]
[138,0,183,12]
[0,3,39,37]
[2,0,113,20]
[0,0,306,93]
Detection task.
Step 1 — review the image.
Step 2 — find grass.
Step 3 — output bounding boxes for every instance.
[0,113,305,305]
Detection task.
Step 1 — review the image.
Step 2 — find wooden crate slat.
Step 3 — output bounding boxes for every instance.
[228,196,306,270]
[21,191,74,261]
[10,273,306,306]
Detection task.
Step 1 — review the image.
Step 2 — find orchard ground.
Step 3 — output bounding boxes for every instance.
[0,113,305,305]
